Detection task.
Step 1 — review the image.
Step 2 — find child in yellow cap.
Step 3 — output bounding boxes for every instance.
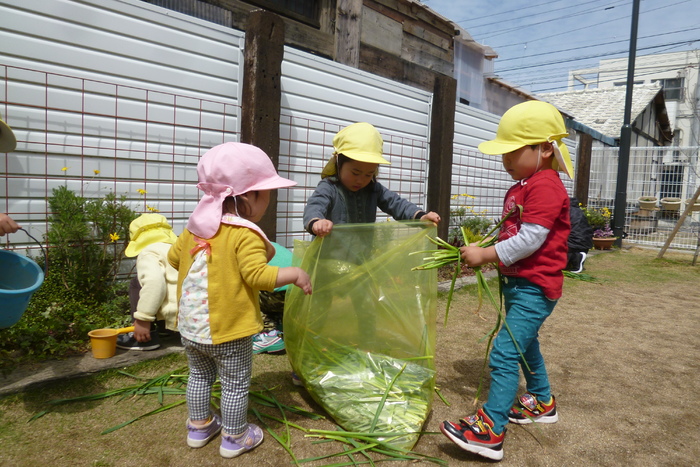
[117,213,179,351]
[440,101,572,461]
[303,122,440,236]
[293,122,441,386]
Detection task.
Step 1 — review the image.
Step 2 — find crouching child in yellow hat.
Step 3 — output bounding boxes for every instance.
[440,101,572,462]
[118,213,179,350]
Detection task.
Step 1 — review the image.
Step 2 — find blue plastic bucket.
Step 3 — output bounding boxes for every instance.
[0,249,45,328]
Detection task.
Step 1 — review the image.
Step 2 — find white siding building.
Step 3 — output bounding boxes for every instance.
[569,50,700,149]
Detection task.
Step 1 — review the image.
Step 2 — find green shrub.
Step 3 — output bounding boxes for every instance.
[46,186,135,302]
[0,186,137,371]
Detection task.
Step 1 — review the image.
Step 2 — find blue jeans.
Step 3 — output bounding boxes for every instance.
[483,276,557,433]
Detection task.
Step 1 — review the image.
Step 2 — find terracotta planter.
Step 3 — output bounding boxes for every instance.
[592,237,617,250]
[684,198,700,212]
[637,196,658,210]
[660,197,682,211]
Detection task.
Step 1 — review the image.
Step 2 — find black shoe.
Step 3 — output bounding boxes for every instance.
[116,331,161,351]
[570,252,586,273]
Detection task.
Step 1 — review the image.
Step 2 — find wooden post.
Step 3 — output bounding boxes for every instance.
[575,132,592,204]
[657,183,700,259]
[428,74,457,241]
[335,0,362,67]
[240,10,285,240]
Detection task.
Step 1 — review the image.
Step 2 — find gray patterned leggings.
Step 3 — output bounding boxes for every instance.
[182,336,253,434]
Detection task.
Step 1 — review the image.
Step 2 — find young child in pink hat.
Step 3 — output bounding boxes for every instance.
[168,142,312,459]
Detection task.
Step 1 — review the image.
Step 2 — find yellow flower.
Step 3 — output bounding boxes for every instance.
[61,167,68,172]
[137,189,147,195]
[146,205,160,212]
[109,233,120,243]
[93,169,100,175]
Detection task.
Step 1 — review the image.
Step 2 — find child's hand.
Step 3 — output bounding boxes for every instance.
[0,213,20,236]
[313,219,334,237]
[459,245,498,268]
[277,266,312,295]
[294,267,312,295]
[133,319,153,342]
[420,211,441,225]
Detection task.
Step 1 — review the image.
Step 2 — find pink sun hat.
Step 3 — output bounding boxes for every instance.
[186,142,296,239]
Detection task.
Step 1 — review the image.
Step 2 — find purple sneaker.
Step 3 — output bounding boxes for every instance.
[186,413,222,448]
[220,423,264,458]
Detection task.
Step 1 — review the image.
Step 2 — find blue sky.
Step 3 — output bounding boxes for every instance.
[423,0,700,94]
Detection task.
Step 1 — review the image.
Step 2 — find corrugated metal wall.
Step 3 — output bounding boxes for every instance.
[1,0,244,243]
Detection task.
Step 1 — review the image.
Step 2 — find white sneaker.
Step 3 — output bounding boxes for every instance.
[252,330,285,354]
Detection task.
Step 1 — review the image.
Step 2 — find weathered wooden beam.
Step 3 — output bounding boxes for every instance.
[359,44,437,92]
[402,33,453,75]
[575,132,592,203]
[369,0,457,36]
[240,9,285,240]
[211,0,334,58]
[428,74,457,241]
[335,0,363,67]
[361,6,402,56]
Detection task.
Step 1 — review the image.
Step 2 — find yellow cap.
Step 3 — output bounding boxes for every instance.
[332,122,389,164]
[478,101,574,179]
[0,112,17,153]
[125,213,177,257]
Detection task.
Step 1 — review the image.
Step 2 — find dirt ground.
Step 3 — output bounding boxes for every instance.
[1,246,698,466]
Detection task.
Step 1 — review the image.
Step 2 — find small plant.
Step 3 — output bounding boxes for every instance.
[580,204,612,230]
[448,194,493,247]
[593,224,614,238]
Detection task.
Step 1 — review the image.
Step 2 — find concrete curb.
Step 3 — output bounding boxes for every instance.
[0,339,185,397]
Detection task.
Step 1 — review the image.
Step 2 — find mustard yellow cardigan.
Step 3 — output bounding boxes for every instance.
[168,225,278,344]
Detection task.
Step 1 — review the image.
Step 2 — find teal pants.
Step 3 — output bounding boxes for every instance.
[483,276,557,433]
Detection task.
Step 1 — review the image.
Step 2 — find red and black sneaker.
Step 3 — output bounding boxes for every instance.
[440,408,506,461]
[508,393,558,424]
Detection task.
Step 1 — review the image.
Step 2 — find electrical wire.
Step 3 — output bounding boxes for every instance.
[475,0,694,46]
[495,27,699,63]
[464,0,616,32]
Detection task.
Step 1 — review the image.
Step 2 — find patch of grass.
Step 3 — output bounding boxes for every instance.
[589,248,700,284]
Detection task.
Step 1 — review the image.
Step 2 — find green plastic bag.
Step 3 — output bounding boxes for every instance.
[283,221,437,450]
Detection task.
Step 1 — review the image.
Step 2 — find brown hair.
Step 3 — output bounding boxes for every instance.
[222,194,253,219]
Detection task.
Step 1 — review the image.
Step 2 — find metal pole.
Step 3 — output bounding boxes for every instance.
[612,0,641,246]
